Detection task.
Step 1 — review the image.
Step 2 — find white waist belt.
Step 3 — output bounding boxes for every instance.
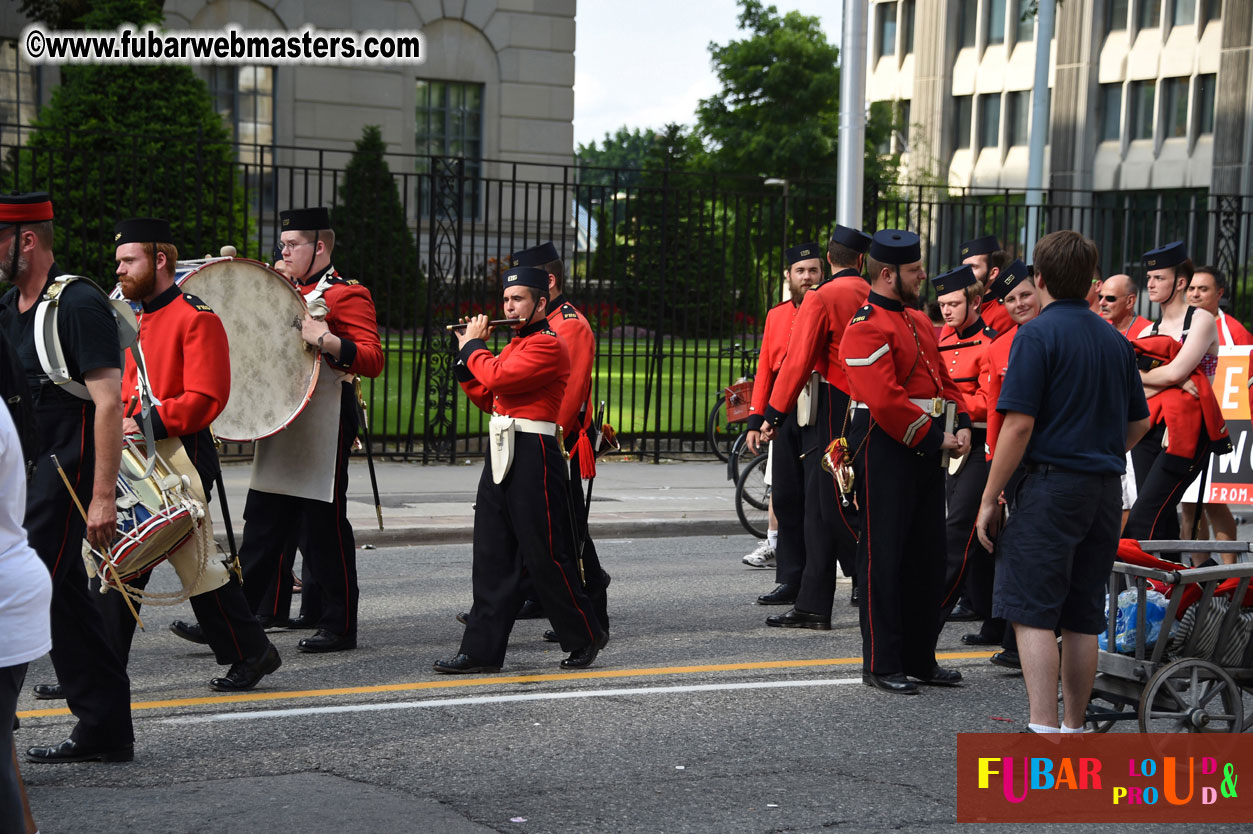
[972,422,988,429]
[850,397,936,411]
[503,417,556,436]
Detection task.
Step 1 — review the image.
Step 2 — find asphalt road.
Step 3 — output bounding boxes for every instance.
[15,535,1250,833]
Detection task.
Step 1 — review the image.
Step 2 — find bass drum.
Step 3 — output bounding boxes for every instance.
[174,257,319,442]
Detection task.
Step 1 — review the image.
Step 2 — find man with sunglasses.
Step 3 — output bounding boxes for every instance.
[1097,274,1151,338]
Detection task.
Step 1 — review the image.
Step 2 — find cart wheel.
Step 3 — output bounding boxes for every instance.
[1085,694,1130,734]
[1138,658,1245,733]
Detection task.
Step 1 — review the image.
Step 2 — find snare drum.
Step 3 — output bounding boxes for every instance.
[174,258,319,441]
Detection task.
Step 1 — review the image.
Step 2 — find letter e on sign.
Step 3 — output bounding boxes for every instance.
[1216,347,1252,421]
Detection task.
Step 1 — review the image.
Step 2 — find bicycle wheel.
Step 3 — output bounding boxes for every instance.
[726,432,755,483]
[735,451,770,538]
[706,397,729,462]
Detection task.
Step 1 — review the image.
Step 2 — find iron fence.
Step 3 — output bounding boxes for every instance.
[2,129,1251,461]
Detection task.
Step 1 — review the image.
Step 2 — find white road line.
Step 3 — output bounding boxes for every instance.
[164,677,863,724]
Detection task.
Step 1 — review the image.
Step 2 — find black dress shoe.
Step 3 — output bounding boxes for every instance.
[209,644,281,692]
[756,583,798,605]
[849,584,860,606]
[948,603,979,621]
[32,683,64,700]
[26,738,134,763]
[297,629,357,653]
[911,666,963,686]
[765,608,831,630]
[543,629,558,642]
[961,632,1001,646]
[560,633,608,669]
[516,599,544,619]
[456,611,469,625]
[990,649,1021,669]
[286,614,317,630]
[256,615,292,631]
[432,653,501,674]
[862,672,919,695]
[169,619,208,645]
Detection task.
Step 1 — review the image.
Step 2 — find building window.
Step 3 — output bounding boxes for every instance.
[978,93,1001,149]
[959,0,978,48]
[875,2,898,60]
[898,99,911,152]
[1195,73,1216,135]
[1137,0,1162,29]
[1015,0,1035,42]
[1170,0,1196,26]
[986,0,1007,45]
[1107,0,1129,30]
[1129,79,1156,140]
[0,40,41,147]
[901,0,916,55]
[1098,83,1123,142]
[416,80,484,217]
[953,95,973,149]
[1162,76,1189,138]
[1007,91,1030,145]
[1202,0,1221,25]
[207,66,275,210]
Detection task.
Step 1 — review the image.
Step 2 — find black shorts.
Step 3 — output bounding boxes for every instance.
[992,468,1121,634]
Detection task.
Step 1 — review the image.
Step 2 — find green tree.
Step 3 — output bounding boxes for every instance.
[333,125,422,331]
[6,0,249,281]
[576,127,667,188]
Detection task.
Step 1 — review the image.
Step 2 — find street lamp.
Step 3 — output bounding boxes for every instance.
[764,177,791,302]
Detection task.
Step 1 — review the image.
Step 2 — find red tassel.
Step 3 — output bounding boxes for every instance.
[575,430,596,479]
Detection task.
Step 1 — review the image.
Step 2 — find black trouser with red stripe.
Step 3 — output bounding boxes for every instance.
[794,382,859,617]
[566,440,609,632]
[460,432,603,666]
[771,410,806,587]
[239,386,359,637]
[253,524,316,623]
[939,428,994,626]
[851,411,946,677]
[1126,423,1209,540]
[26,403,133,749]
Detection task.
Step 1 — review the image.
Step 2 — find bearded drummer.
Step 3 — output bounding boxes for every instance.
[89,218,280,691]
[0,193,134,764]
[235,207,384,653]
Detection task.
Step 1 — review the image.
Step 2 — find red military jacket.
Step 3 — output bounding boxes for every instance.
[839,290,969,451]
[122,284,230,439]
[1118,314,1154,340]
[980,293,1014,335]
[455,321,570,422]
[296,267,385,378]
[763,268,869,425]
[937,317,997,424]
[1216,311,1253,347]
[545,293,595,438]
[979,325,1017,460]
[745,299,800,431]
[1132,334,1230,459]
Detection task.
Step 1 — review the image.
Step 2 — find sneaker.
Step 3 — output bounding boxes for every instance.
[742,540,776,568]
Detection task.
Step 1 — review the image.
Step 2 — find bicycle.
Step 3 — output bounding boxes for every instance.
[706,342,756,464]
[734,448,771,539]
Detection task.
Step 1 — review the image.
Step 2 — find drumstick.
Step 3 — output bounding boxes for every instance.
[125,395,138,419]
[444,318,521,331]
[50,454,145,630]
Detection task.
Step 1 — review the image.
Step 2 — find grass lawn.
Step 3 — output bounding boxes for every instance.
[362,334,758,442]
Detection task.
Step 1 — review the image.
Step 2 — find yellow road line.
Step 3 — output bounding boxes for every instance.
[17,650,994,719]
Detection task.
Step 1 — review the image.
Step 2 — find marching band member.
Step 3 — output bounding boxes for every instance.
[236,207,384,653]
[742,243,820,601]
[100,218,280,691]
[758,226,872,619]
[0,193,134,763]
[840,230,970,695]
[960,235,1014,335]
[435,266,605,673]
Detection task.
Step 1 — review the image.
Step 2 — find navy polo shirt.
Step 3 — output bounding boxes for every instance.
[997,298,1149,474]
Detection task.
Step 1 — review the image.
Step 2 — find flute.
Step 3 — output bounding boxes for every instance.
[444,318,522,331]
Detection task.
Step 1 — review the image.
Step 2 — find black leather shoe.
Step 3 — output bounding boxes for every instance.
[297,629,356,653]
[169,619,208,645]
[256,615,293,631]
[990,650,1021,669]
[849,584,860,606]
[911,666,963,686]
[432,653,500,674]
[948,603,979,621]
[765,608,831,630]
[862,672,919,695]
[286,614,317,630]
[543,629,559,642]
[26,738,134,763]
[456,611,469,625]
[209,644,281,692]
[32,683,64,700]
[962,632,1001,646]
[516,599,544,619]
[560,633,608,669]
[756,583,797,605]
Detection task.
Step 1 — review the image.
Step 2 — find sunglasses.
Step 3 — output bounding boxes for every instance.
[1099,295,1124,303]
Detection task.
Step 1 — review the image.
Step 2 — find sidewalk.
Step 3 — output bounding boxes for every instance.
[217,457,745,547]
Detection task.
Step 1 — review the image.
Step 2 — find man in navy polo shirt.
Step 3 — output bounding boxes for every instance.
[976,231,1150,734]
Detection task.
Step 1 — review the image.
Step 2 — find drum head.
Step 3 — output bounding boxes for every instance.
[177,258,318,442]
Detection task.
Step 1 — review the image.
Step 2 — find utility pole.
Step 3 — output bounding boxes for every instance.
[1024,0,1055,259]
[837,0,869,229]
